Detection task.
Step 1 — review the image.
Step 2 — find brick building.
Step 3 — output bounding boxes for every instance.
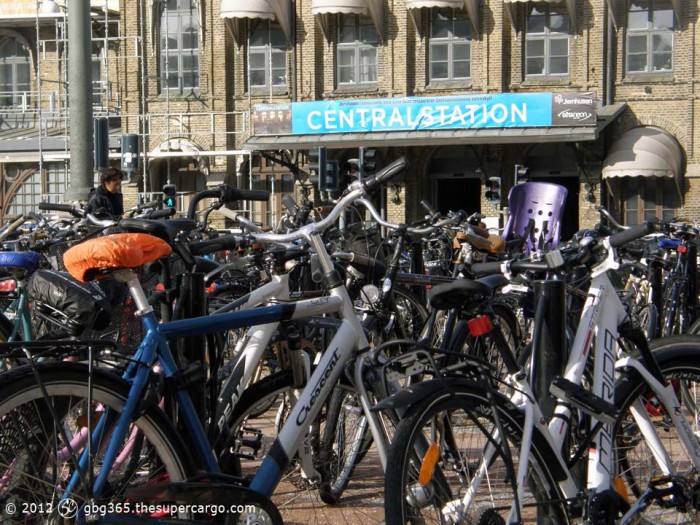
[0,0,697,234]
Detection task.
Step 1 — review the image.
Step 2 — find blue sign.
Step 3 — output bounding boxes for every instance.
[253,92,597,136]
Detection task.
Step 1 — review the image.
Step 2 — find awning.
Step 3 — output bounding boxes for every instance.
[312,0,384,40]
[504,0,576,33]
[245,102,625,150]
[604,0,681,29]
[602,126,684,196]
[220,0,293,42]
[406,0,480,34]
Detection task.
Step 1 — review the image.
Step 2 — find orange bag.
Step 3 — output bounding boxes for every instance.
[64,233,172,282]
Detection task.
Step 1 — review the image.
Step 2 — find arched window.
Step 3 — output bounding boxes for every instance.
[159,0,199,94]
[0,36,31,108]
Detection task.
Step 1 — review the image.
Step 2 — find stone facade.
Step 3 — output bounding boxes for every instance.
[0,0,698,233]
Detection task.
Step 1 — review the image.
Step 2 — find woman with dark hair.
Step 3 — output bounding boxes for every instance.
[86,167,124,218]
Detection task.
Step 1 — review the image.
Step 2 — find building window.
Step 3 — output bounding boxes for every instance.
[627,0,673,73]
[159,0,199,94]
[618,177,678,225]
[5,163,67,218]
[525,4,570,77]
[337,14,378,86]
[429,8,471,82]
[0,36,31,108]
[92,43,104,107]
[249,21,287,90]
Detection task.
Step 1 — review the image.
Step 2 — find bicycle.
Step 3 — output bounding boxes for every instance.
[0,158,409,524]
[382,219,700,524]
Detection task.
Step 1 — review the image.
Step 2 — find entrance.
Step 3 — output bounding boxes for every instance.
[434,175,482,215]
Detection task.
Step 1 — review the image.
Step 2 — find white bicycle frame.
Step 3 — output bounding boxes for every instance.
[456,238,700,522]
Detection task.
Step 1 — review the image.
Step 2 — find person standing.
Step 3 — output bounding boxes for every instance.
[86,167,125,218]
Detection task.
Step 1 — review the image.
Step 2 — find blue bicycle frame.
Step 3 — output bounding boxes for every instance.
[64,268,347,500]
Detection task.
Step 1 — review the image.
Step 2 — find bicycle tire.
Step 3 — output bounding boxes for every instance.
[316,382,374,504]
[0,362,194,518]
[218,369,386,524]
[613,337,700,524]
[390,285,430,342]
[384,382,568,525]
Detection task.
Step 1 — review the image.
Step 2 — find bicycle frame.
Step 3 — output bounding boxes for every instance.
[62,183,395,505]
[459,240,700,522]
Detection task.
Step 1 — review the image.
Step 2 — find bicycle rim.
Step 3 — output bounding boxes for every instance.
[0,363,193,523]
[385,387,567,525]
[614,349,700,524]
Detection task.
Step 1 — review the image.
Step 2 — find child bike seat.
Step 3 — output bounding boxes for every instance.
[63,233,172,282]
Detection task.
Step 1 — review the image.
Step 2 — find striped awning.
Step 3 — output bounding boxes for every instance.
[311,0,384,39]
[405,0,480,33]
[503,0,576,33]
[220,0,293,42]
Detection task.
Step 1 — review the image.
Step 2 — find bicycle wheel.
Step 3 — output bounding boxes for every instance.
[390,285,429,342]
[0,362,194,522]
[613,338,700,524]
[316,382,374,504]
[218,370,385,524]
[384,382,568,525]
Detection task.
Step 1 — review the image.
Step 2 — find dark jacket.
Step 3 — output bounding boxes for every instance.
[86,185,124,218]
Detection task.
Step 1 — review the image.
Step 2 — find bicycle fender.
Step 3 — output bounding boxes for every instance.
[371,377,488,413]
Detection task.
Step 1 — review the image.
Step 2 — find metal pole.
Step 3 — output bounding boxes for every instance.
[63,0,95,201]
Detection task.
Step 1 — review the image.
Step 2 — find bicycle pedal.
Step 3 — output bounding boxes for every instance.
[234,427,270,460]
[550,377,619,425]
[646,475,689,506]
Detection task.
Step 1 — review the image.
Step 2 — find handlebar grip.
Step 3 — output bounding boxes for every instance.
[148,207,176,220]
[362,157,409,193]
[471,261,505,277]
[137,200,160,211]
[609,220,656,248]
[189,235,240,256]
[38,202,83,218]
[238,189,271,202]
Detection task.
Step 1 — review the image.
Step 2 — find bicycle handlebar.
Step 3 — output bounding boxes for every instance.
[248,157,409,245]
[189,235,242,256]
[38,202,85,218]
[609,220,656,248]
[187,186,271,220]
[355,197,461,236]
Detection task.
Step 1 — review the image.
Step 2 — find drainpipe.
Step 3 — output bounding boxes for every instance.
[604,4,614,106]
[63,0,94,201]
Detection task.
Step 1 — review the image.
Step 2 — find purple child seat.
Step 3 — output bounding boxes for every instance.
[503,182,568,254]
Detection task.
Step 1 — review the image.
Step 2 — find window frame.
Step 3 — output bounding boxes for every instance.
[524,3,571,79]
[0,36,31,109]
[158,0,200,95]
[336,14,379,88]
[614,176,679,225]
[247,20,288,91]
[428,8,472,83]
[625,0,674,75]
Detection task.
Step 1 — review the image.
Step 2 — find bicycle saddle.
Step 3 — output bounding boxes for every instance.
[428,275,508,311]
[119,218,197,243]
[63,233,172,282]
[0,251,42,277]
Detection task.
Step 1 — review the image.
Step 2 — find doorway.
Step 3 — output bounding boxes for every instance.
[433,175,482,215]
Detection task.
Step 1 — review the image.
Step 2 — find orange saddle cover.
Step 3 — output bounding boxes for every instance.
[64,233,172,282]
